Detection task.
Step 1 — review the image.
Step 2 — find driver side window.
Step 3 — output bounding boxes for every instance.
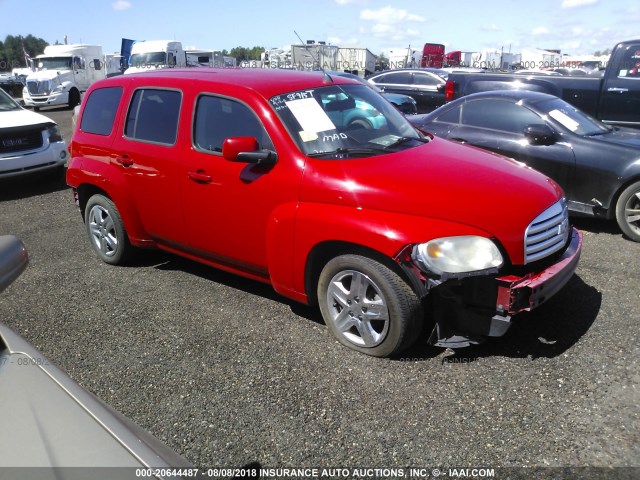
[193,95,274,153]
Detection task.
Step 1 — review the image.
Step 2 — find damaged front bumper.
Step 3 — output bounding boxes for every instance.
[425,228,583,348]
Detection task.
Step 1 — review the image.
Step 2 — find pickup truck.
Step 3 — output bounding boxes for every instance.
[444,39,640,128]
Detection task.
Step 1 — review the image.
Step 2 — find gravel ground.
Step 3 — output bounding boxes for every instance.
[0,108,638,477]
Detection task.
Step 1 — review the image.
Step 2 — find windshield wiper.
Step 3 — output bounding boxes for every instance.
[383,135,431,150]
[308,147,387,158]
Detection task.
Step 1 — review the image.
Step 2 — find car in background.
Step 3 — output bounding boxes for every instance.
[0,235,192,474]
[328,71,417,114]
[0,87,68,178]
[409,90,640,242]
[366,68,448,113]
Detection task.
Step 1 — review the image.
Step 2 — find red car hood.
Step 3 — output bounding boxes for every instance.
[301,137,564,264]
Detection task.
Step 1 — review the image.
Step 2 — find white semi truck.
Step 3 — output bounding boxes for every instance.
[124,40,186,74]
[22,44,105,110]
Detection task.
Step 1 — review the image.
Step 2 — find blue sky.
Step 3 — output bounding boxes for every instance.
[1,0,638,56]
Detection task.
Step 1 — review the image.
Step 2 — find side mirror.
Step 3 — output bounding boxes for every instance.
[222,137,277,166]
[524,124,556,146]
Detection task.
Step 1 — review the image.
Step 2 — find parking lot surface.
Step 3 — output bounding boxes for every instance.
[0,108,638,473]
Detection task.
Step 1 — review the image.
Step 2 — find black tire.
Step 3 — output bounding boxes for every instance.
[84,194,134,265]
[317,254,423,357]
[68,88,80,109]
[615,181,640,242]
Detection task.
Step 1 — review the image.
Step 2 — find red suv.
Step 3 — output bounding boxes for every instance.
[67,68,582,357]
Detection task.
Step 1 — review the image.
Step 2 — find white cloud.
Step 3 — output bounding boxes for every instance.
[112,0,132,10]
[360,6,425,24]
[481,24,501,32]
[561,0,597,8]
[532,26,550,35]
[335,0,368,4]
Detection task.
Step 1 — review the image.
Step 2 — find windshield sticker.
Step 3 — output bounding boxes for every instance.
[299,130,319,142]
[369,134,401,147]
[285,97,335,133]
[549,109,579,132]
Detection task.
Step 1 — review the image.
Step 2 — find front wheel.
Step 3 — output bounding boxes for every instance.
[84,194,134,265]
[317,254,423,357]
[68,88,80,109]
[615,181,640,242]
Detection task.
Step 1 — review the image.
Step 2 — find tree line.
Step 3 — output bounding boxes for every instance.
[0,35,48,71]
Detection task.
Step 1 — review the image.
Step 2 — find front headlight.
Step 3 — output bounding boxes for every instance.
[412,236,503,275]
[46,125,63,143]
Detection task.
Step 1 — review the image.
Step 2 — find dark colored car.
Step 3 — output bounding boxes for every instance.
[328,71,417,114]
[409,90,640,241]
[366,68,447,113]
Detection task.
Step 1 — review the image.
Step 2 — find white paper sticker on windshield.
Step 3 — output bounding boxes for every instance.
[299,130,319,142]
[286,98,335,133]
[549,109,579,132]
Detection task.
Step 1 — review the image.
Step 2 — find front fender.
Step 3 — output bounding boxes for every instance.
[274,202,493,302]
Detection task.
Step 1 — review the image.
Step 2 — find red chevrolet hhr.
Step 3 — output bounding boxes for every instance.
[66,68,582,357]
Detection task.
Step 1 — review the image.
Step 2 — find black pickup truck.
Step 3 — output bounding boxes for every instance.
[444,39,640,128]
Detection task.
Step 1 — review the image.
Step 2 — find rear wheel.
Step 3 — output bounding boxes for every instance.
[317,254,423,357]
[615,181,640,242]
[84,194,134,265]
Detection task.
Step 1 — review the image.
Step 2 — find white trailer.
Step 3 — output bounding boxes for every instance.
[124,40,186,74]
[23,44,105,110]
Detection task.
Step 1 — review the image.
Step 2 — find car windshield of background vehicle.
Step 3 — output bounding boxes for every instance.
[538,98,611,136]
[0,89,20,111]
[270,84,425,158]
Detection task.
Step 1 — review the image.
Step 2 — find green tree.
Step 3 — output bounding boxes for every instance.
[228,46,265,62]
[0,34,48,71]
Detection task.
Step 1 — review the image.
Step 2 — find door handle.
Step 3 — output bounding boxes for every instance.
[115,155,133,167]
[607,87,629,93]
[188,170,212,183]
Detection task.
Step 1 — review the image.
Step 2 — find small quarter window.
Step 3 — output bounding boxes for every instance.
[80,87,123,136]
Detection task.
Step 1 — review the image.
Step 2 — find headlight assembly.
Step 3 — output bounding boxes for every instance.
[46,125,63,143]
[412,236,503,276]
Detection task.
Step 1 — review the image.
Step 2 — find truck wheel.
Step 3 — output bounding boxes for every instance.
[68,89,80,109]
[84,194,134,265]
[616,180,640,242]
[317,254,423,357]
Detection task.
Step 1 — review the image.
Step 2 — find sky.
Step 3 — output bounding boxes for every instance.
[1,0,638,57]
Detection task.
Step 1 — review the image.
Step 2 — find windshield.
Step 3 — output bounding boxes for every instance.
[37,56,72,71]
[536,98,611,136]
[270,83,426,158]
[129,52,167,67]
[0,89,21,111]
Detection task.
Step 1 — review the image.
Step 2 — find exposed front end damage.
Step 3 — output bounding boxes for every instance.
[396,228,582,348]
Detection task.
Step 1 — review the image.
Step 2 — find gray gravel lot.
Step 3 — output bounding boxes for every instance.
[0,108,638,475]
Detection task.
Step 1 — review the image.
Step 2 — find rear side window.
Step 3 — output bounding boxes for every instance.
[80,87,123,135]
[412,73,441,86]
[125,89,181,144]
[193,95,273,153]
[373,72,411,84]
[462,99,540,133]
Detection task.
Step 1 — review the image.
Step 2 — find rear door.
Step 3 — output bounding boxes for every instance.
[110,85,188,247]
[410,71,445,112]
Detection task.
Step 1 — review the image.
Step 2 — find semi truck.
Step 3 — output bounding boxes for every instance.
[22,44,105,110]
[124,40,186,74]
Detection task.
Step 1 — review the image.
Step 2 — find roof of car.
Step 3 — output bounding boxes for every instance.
[456,90,559,103]
[97,68,359,99]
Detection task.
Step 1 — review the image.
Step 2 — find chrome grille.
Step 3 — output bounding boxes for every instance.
[525,198,570,263]
[27,80,51,96]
